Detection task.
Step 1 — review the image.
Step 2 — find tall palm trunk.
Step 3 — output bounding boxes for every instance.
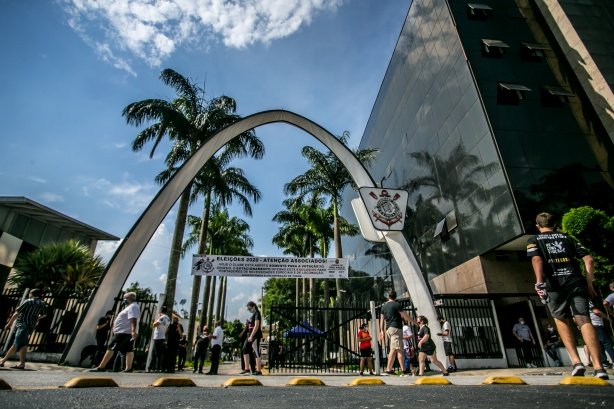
[164,185,192,312]
[187,191,212,354]
[206,276,217,327]
[215,274,224,321]
[220,276,228,323]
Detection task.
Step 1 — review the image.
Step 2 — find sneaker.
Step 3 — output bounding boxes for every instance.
[359,371,364,376]
[252,371,262,376]
[594,369,610,380]
[447,366,456,372]
[603,362,612,369]
[384,370,395,375]
[239,370,251,375]
[571,363,586,377]
[369,371,375,376]
[123,368,133,373]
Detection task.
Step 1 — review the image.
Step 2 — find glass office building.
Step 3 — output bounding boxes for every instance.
[342,0,614,298]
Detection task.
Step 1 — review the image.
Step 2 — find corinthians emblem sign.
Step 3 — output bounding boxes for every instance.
[358,187,409,231]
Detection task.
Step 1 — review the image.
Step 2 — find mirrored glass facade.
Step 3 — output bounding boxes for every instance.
[341,0,614,294]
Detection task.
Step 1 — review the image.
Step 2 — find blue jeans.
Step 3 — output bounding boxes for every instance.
[594,325,614,364]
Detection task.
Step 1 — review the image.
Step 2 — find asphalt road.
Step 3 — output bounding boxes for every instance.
[1,386,613,409]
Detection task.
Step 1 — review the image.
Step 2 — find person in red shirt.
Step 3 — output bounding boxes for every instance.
[357,322,375,375]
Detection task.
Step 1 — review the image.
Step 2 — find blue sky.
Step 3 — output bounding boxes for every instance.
[0,0,409,321]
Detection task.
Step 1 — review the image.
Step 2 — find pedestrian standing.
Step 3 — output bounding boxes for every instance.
[151,305,170,372]
[0,288,47,370]
[512,317,536,367]
[90,291,140,372]
[192,325,210,373]
[164,315,182,373]
[357,322,375,375]
[589,298,614,368]
[437,316,458,372]
[402,320,416,375]
[177,335,187,371]
[206,320,223,375]
[241,301,263,375]
[527,212,609,379]
[94,310,113,367]
[543,322,562,366]
[378,290,412,376]
[416,315,449,376]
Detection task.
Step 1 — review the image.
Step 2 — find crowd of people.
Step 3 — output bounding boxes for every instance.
[1,214,613,378]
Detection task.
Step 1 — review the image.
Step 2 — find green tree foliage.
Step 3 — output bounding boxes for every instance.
[263,278,296,311]
[10,240,105,297]
[562,206,614,286]
[124,281,155,301]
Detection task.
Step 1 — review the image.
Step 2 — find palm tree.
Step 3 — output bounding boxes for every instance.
[284,131,377,301]
[183,206,254,325]
[10,240,106,298]
[122,68,263,322]
[180,141,262,344]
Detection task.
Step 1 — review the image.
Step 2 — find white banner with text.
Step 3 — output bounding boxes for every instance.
[192,255,349,279]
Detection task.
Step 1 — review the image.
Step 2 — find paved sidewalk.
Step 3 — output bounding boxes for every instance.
[0,360,612,389]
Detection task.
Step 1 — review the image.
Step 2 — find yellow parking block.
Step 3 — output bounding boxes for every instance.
[63,377,119,388]
[413,376,452,385]
[482,376,527,385]
[223,377,263,387]
[559,376,611,386]
[287,377,326,386]
[0,378,12,390]
[348,377,386,386]
[151,377,196,387]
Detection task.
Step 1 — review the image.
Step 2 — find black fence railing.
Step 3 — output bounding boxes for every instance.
[0,287,159,368]
[434,297,504,359]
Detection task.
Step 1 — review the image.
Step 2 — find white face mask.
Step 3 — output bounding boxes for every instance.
[519,321,525,325]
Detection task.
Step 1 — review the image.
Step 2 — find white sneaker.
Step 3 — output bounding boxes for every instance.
[526,364,532,368]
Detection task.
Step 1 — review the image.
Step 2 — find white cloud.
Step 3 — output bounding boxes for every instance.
[28,176,47,184]
[40,192,65,203]
[61,0,343,74]
[81,175,156,214]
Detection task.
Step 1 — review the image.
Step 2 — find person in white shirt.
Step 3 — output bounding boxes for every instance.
[206,321,224,375]
[402,321,415,375]
[151,305,170,372]
[437,316,458,372]
[91,292,140,372]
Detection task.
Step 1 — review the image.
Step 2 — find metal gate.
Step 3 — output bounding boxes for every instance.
[267,300,415,374]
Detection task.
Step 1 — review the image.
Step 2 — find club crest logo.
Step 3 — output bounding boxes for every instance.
[369,190,403,226]
[359,187,408,232]
[193,256,214,274]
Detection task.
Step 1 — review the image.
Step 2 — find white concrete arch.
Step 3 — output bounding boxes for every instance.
[63,109,442,365]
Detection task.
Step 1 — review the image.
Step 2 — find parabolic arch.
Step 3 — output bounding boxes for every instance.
[63,109,443,364]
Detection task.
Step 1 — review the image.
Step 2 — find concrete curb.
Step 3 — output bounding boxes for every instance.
[62,377,118,388]
[223,377,263,387]
[559,376,611,386]
[151,377,196,387]
[482,376,527,385]
[348,377,385,386]
[287,377,326,386]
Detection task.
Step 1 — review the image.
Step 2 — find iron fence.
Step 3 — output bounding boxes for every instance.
[0,287,159,368]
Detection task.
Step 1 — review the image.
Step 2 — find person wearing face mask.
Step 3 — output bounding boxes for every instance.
[543,322,562,366]
[241,301,263,375]
[512,317,536,368]
[90,292,140,372]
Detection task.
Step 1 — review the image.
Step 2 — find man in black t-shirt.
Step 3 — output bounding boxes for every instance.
[379,290,413,375]
[94,310,113,366]
[527,212,608,379]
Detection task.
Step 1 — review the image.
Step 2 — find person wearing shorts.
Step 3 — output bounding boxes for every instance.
[379,290,412,376]
[527,212,608,380]
[416,316,449,376]
[90,292,140,373]
[357,322,374,375]
[0,288,47,370]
